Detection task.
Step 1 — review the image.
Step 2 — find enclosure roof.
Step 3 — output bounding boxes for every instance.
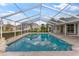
[0,3,79,25]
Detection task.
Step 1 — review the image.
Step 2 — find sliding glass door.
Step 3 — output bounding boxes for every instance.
[67,24,76,35]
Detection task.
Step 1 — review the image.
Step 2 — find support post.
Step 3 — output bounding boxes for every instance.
[48,25,49,32]
[55,25,57,33]
[64,24,67,36]
[14,22,16,37]
[21,24,22,35]
[0,18,7,52]
[77,23,79,36]
[0,18,3,39]
[74,23,76,34]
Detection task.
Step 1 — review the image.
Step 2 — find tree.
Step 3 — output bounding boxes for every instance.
[45,24,49,32]
[60,17,65,20]
[50,18,55,21]
[41,24,45,32]
[33,28,38,32]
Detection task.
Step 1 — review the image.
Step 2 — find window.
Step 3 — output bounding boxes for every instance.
[67,24,74,34]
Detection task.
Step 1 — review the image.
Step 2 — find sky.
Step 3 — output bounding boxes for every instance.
[0,3,79,25]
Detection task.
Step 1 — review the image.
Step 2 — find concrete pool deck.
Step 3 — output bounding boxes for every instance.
[4,51,76,56]
[0,32,79,56]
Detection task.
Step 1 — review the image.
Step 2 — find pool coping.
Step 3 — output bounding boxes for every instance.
[4,51,77,56]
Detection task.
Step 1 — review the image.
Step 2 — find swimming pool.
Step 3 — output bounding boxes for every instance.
[6,33,72,51]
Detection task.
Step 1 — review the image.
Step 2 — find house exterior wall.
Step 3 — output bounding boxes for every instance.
[54,25,65,34]
[77,23,79,36]
[53,26,57,33]
[53,23,77,35]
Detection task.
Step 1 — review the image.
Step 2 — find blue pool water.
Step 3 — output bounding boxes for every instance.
[6,33,72,51]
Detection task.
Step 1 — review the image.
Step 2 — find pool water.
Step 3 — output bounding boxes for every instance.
[6,33,72,51]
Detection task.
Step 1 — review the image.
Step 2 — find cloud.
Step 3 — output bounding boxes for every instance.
[53,3,68,9]
[0,11,25,25]
[35,20,46,25]
[53,3,79,11]
[69,6,79,11]
[8,11,15,13]
[7,13,26,21]
[0,11,15,16]
[0,3,8,6]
